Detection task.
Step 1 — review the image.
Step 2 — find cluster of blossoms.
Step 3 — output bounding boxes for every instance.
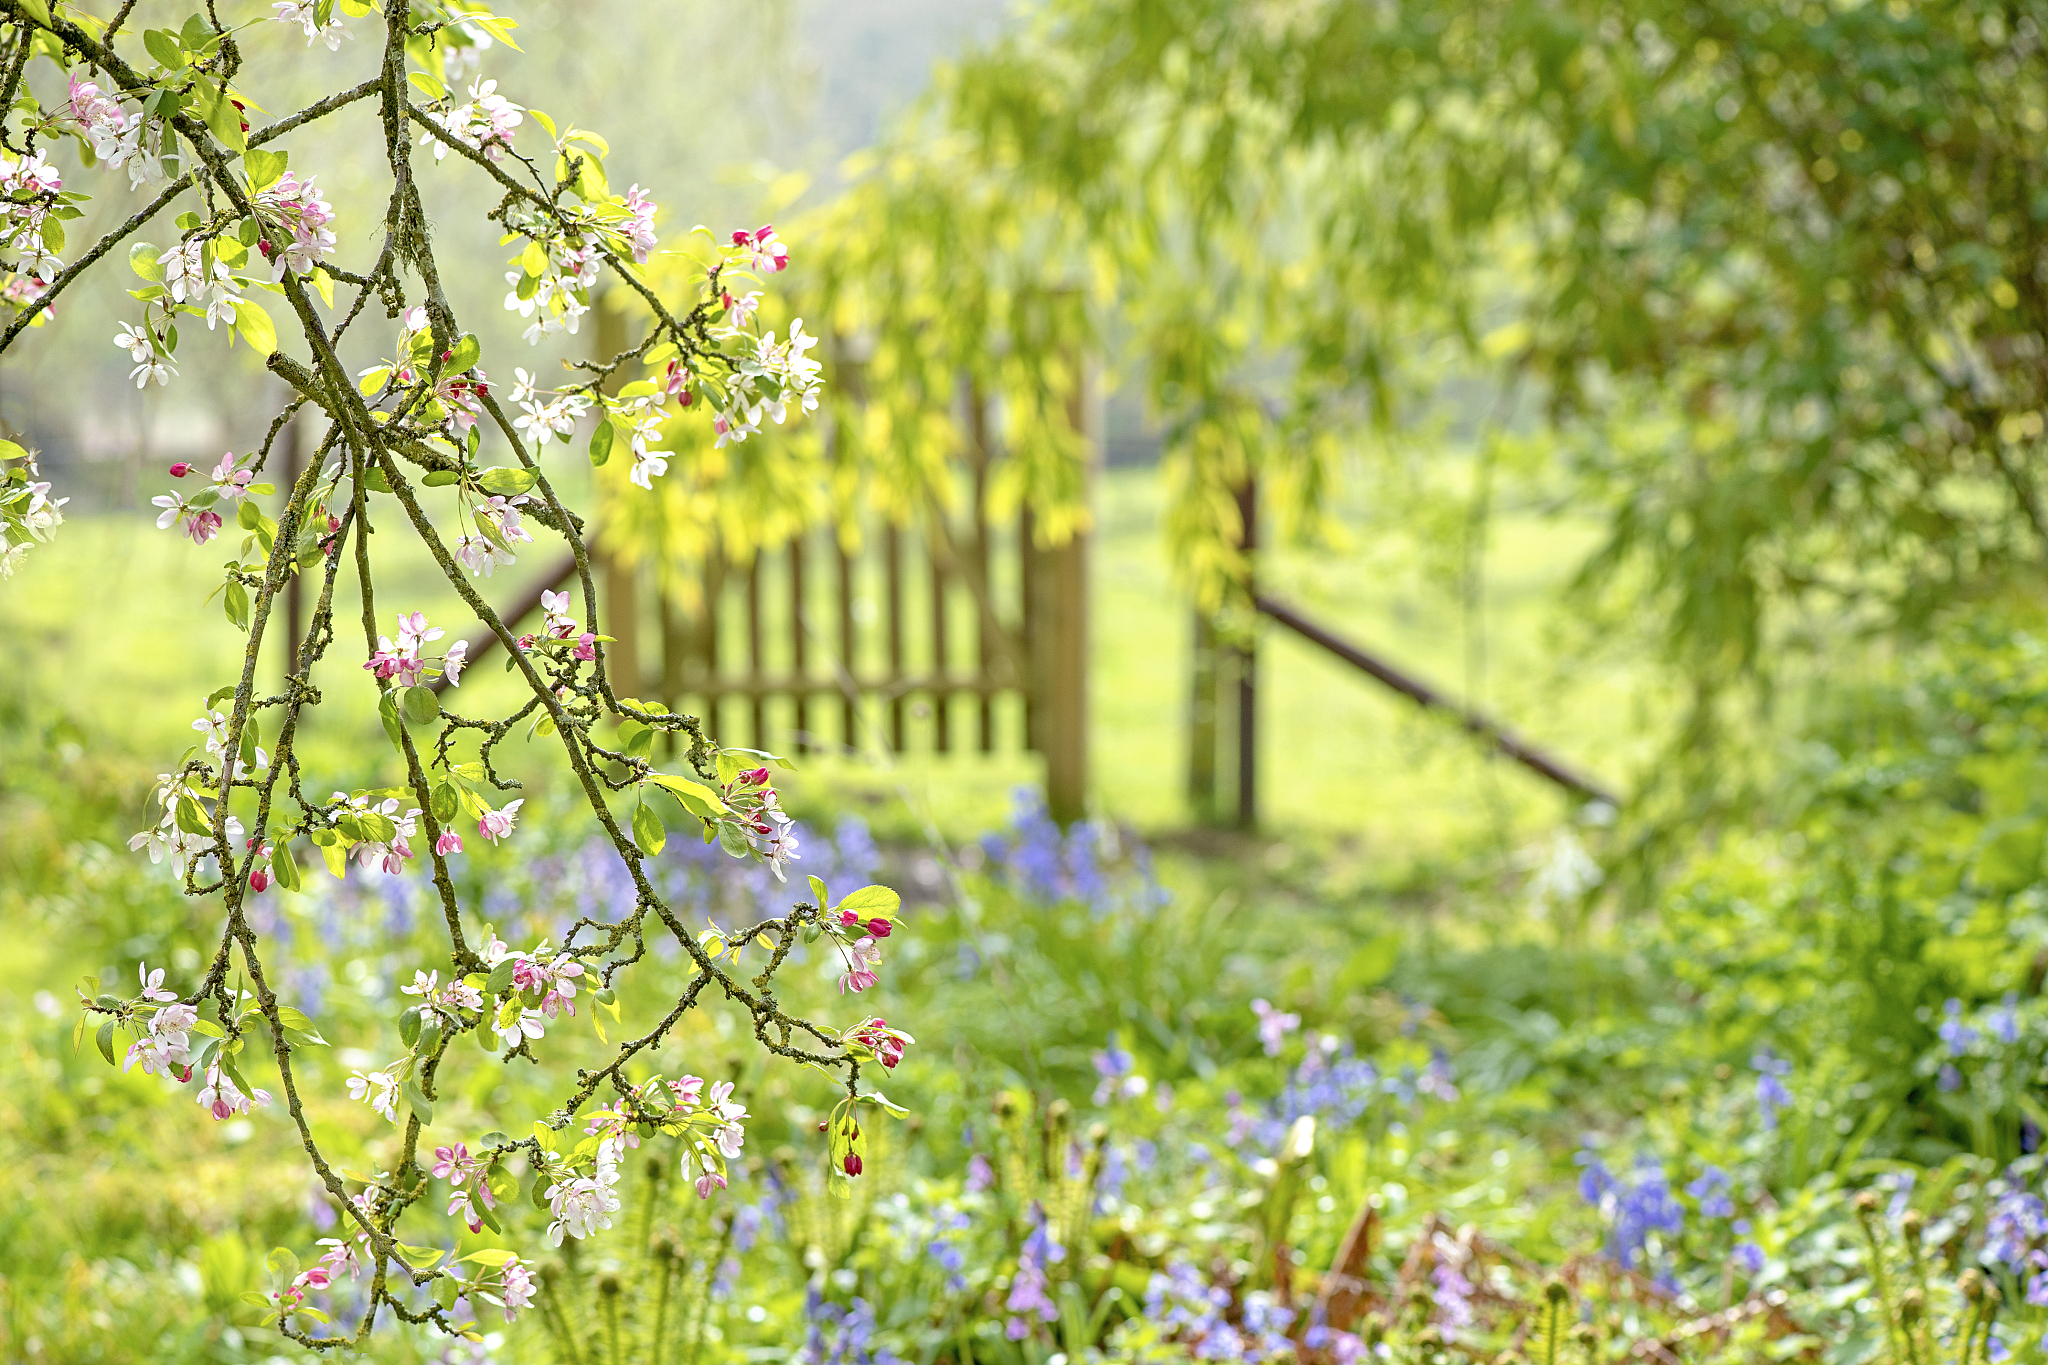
[724,764,799,878]
[150,452,261,542]
[509,366,596,444]
[515,586,597,661]
[479,934,584,1045]
[330,790,424,875]
[0,149,72,282]
[0,271,52,319]
[544,1135,625,1244]
[274,1237,361,1315]
[845,1017,913,1073]
[128,768,237,874]
[431,1140,501,1233]
[250,171,338,281]
[0,460,66,578]
[586,1072,752,1201]
[421,78,523,163]
[455,492,531,576]
[710,315,822,450]
[104,965,273,1121]
[360,306,493,434]
[272,0,351,50]
[364,610,470,689]
[501,201,605,345]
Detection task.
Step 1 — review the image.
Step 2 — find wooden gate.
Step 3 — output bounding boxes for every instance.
[446,469,1093,824]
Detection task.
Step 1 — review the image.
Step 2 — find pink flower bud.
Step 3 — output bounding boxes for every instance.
[435,830,463,856]
[169,462,191,477]
[866,918,892,938]
[840,910,859,926]
[731,230,750,247]
[248,869,270,893]
[843,1152,862,1177]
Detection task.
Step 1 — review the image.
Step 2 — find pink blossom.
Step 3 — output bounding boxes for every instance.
[434,829,463,856]
[138,961,177,1002]
[196,1060,271,1120]
[731,224,788,274]
[838,936,882,995]
[499,1256,536,1319]
[477,798,524,845]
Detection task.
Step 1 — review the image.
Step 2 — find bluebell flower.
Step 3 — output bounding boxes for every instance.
[1941,998,1979,1057]
[1753,1050,1793,1129]
[1731,1240,1765,1276]
[1985,1175,2047,1267]
[1992,993,2021,1045]
[1685,1165,1735,1219]
[1939,1063,1963,1092]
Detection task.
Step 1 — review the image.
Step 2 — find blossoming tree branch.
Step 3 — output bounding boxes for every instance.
[0,0,911,1347]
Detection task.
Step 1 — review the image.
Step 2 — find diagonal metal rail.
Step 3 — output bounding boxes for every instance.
[1253,594,1620,808]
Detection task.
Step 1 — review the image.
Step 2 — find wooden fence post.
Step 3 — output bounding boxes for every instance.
[1035,349,1093,826]
[1188,609,1219,819]
[1232,478,1258,831]
[593,299,641,698]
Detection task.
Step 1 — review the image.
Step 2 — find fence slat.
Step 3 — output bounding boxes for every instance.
[885,524,904,752]
[837,538,857,750]
[930,529,951,753]
[790,536,809,754]
[747,552,765,748]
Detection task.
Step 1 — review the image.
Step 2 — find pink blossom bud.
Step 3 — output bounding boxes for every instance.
[866,918,892,938]
[248,869,270,893]
[169,462,192,477]
[843,1152,862,1177]
[435,830,463,856]
[840,910,859,926]
[731,230,750,246]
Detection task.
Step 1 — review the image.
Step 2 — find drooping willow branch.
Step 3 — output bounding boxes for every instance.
[8,0,898,1350]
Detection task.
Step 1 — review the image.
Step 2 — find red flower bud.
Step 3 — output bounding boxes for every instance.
[442,350,453,361]
[731,230,750,246]
[840,910,859,926]
[249,869,270,893]
[169,462,192,477]
[843,1153,862,1177]
[679,390,694,407]
[818,1120,829,1132]
[866,918,892,938]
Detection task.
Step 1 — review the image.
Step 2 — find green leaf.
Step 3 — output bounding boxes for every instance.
[94,1019,118,1066]
[402,1078,433,1125]
[233,297,277,354]
[143,28,184,68]
[447,333,482,373]
[486,959,517,994]
[200,83,246,152]
[808,875,830,911]
[175,793,211,836]
[129,242,164,282]
[265,1246,300,1282]
[399,685,441,727]
[321,841,348,879]
[0,439,24,462]
[462,1247,519,1267]
[422,469,461,487]
[632,799,666,856]
[407,69,448,100]
[224,579,250,631]
[395,1242,445,1270]
[243,147,287,193]
[377,690,404,751]
[588,419,614,467]
[648,773,726,816]
[836,886,901,918]
[430,781,459,823]
[274,1004,325,1044]
[475,466,537,496]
